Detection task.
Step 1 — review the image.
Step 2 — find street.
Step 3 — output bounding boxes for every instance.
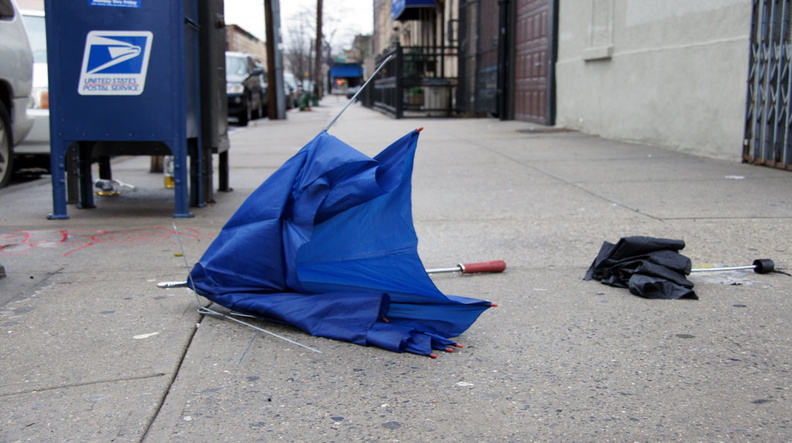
[1,99,791,441]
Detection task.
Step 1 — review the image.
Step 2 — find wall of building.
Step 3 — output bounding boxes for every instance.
[225,24,268,67]
[371,0,459,77]
[373,0,395,56]
[555,0,751,161]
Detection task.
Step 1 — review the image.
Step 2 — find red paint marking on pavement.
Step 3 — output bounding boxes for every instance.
[0,226,214,257]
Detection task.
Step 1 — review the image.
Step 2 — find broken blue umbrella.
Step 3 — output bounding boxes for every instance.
[188,129,495,357]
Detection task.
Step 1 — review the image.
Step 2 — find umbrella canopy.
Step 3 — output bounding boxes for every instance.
[584,236,697,300]
[188,129,494,356]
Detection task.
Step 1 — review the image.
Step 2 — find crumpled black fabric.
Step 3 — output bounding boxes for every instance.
[584,236,698,300]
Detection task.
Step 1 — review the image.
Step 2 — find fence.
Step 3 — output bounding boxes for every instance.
[364,44,458,119]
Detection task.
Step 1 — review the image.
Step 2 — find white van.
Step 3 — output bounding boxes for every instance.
[0,0,34,186]
[14,8,48,170]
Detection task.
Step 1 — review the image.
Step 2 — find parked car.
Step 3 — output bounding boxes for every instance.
[283,72,299,110]
[257,70,270,118]
[259,72,301,114]
[225,51,264,126]
[14,8,49,171]
[0,0,34,187]
[302,79,315,99]
[346,85,361,100]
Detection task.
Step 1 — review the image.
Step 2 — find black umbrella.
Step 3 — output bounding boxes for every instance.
[584,236,697,300]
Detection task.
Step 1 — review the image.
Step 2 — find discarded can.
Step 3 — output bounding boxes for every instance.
[164,155,175,189]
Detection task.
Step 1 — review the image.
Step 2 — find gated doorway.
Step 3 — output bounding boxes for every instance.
[744,0,792,170]
[512,0,557,124]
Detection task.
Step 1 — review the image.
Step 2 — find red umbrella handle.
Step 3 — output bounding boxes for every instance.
[460,260,507,274]
[426,260,507,274]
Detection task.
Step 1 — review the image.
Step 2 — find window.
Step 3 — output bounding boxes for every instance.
[0,0,16,20]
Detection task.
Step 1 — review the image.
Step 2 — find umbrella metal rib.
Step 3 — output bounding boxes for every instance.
[323,54,395,132]
[169,223,321,353]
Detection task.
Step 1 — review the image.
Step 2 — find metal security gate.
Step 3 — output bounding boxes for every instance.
[744,0,792,170]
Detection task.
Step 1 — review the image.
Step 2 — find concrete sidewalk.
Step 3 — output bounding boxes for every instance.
[1,98,791,441]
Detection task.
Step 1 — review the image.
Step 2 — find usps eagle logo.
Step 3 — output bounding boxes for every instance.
[78,31,153,96]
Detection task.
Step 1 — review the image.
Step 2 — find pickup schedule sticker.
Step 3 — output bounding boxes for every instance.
[88,0,142,8]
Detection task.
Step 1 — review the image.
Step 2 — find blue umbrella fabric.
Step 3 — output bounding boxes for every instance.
[188,129,495,356]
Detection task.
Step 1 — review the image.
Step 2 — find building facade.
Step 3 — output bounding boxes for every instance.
[371,0,776,164]
[555,0,751,162]
[368,0,459,117]
[225,24,268,67]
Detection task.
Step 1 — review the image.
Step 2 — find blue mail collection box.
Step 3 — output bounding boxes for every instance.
[44,0,224,218]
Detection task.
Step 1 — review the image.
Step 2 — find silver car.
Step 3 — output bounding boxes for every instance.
[0,0,34,186]
[14,8,48,170]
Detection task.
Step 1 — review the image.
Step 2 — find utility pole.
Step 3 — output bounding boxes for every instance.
[314,0,323,98]
[265,0,286,119]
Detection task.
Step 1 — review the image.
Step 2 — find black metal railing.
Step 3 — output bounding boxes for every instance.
[365,44,458,119]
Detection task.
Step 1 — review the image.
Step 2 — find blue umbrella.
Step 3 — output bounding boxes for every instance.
[187,128,495,357]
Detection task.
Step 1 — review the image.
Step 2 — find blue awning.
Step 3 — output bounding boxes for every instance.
[330,64,363,78]
[392,0,436,21]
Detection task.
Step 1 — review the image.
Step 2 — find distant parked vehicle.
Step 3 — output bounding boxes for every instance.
[15,8,50,171]
[0,0,34,187]
[225,51,264,126]
[257,71,270,118]
[346,85,361,100]
[283,73,299,110]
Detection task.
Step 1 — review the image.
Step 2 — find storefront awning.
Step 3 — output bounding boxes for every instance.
[391,0,436,21]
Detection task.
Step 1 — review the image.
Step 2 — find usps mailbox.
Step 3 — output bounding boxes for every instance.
[45,0,219,218]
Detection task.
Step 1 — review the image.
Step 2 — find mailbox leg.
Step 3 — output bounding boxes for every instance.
[188,138,206,208]
[77,142,95,209]
[98,156,112,180]
[218,150,232,192]
[66,145,78,204]
[200,146,214,203]
[47,139,71,220]
[172,142,193,218]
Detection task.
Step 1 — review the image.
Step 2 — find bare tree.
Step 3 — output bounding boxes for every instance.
[280,2,356,93]
[285,18,311,82]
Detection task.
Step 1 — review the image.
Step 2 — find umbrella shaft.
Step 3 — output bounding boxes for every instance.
[323,54,395,132]
[161,260,499,283]
[690,265,754,273]
[158,281,189,288]
[426,266,463,274]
